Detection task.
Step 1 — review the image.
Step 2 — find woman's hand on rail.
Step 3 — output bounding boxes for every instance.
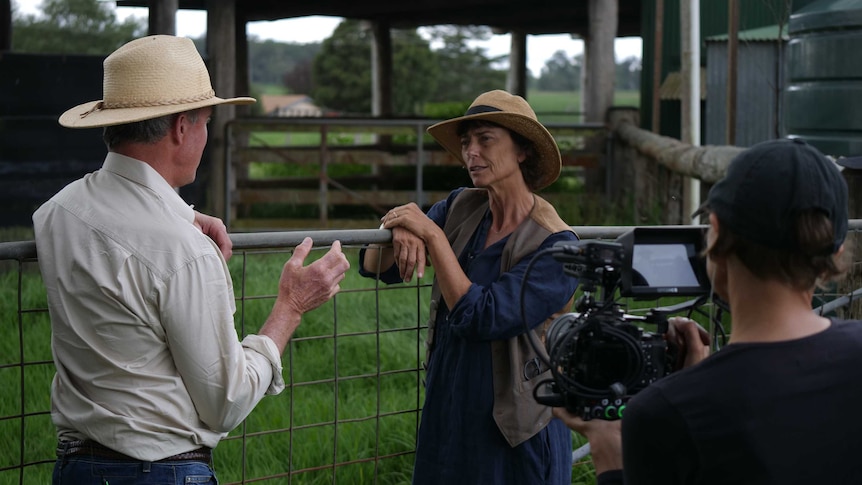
[392,227,427,282]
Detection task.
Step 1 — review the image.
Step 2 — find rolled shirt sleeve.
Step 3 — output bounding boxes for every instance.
[160,243,284,433]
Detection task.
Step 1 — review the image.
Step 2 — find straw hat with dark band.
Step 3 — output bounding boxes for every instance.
[426,90,561,190]
[59,35,255,129]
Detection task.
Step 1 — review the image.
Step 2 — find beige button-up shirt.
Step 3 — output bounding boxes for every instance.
[33,153,284,461]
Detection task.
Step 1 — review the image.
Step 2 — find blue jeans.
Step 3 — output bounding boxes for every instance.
[53,456,218,485]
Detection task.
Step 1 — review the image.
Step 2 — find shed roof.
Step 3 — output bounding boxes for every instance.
[659,68,707,101]
[116,0,644,37]
[260,95,311,113]
[705,24,788,42]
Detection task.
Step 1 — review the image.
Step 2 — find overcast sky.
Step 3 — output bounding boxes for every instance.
[15,0,643,77]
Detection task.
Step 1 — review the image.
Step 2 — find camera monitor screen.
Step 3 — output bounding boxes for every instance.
[617,227,710,298]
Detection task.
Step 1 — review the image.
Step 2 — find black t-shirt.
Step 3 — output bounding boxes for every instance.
[599,319,862,485]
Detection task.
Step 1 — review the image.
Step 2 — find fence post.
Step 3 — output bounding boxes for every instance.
[607,108,639,221]
[607,107,684,225]
[841,167,862,317]
[319,124,329,226]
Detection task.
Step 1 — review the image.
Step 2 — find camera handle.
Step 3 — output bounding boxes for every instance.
[630,294,709,329]
[534,379,565,408]
[639,294,710,371]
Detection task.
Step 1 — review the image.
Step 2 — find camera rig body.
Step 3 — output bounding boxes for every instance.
[527,227,711,420]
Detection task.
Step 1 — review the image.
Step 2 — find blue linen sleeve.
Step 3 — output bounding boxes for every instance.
[447,230,579,341]
[357,247,404,284]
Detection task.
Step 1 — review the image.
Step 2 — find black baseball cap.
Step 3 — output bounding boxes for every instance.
[697,138,848,253]
[837,156,862,170]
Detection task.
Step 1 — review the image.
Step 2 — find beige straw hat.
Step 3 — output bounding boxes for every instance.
[59,35,255,129]
[427,90,561,190]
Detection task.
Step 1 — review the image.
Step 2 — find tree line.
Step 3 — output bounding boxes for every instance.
[537,50,641,92]
[11,0,641,116]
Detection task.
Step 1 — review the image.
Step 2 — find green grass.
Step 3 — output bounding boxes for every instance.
[0,246,603,484]
[0,226,34,243]
[234,89,643,228]
[252,83,291,96]
[0,248,431,483]
[528,90,640,124]
[0,236,727,484]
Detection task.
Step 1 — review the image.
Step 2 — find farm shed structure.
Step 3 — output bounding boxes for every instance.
[704,24,787,148]
[1,0,856,226]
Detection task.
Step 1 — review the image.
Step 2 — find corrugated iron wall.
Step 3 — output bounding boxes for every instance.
[705,40,784,147]
[639,0,820,138]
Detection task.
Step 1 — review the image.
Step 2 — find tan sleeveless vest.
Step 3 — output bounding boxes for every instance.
[426,188,576,447]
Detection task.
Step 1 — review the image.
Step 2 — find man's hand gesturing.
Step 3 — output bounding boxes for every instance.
[280,238,350,315]
[261,238,350,353]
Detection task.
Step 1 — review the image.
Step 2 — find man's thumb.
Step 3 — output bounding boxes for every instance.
[291,237,314,262]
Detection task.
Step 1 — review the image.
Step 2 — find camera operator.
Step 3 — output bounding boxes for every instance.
[555,138,861,485]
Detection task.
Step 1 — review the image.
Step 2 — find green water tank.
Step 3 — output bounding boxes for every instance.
[785,0,862,156]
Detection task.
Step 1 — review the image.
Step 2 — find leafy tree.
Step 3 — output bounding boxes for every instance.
[249,37,320,86]
[312,20,375,114]
[391,30,440,115]
[283,58,314,95]
[312,19,439,115]
[615,55,641,91]
[536,50,581,91]
[11,0,145,54]
[423,25,507,103]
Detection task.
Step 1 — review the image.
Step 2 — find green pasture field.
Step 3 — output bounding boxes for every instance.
[240,90,643,226]
[0,246,622,484]
[247,89,640,129]
[529,90,640,124]
[0,235,725,484]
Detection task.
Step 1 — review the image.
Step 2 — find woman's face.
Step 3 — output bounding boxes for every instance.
[459,125,526,189]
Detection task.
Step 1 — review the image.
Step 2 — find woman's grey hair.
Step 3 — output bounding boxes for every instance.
[103,109,202,150]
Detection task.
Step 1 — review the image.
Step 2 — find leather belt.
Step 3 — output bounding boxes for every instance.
[57,440,212,464]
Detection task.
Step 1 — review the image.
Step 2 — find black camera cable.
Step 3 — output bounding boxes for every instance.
[519,245,645,406]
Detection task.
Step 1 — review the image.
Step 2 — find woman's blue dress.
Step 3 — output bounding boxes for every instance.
[360,188,579,484]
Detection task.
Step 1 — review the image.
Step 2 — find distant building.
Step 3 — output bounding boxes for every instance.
[260,94,323,117]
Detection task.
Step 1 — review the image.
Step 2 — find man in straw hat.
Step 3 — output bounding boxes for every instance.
[556,138,862,485]
[34,35,349,484]
[360,90,579,483]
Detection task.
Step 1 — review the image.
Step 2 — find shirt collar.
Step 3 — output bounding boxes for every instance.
[102,152,195,224]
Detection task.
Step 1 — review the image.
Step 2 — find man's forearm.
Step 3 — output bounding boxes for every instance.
[259,300,302,354]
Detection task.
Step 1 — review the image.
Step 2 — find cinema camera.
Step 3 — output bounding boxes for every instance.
[530,227,711,421]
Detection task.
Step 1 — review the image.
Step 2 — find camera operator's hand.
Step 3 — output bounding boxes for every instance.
[552,408,622,475]
[668,317,711,369]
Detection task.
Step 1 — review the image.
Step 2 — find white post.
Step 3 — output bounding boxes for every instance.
[681,0,701,221]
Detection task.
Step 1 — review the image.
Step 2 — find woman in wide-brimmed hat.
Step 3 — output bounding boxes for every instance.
[361,90,579,484]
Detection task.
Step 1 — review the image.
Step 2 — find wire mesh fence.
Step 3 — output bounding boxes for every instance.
[1,223,860,484]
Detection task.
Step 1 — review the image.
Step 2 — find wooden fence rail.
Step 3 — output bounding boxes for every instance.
[225,117,607,230]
